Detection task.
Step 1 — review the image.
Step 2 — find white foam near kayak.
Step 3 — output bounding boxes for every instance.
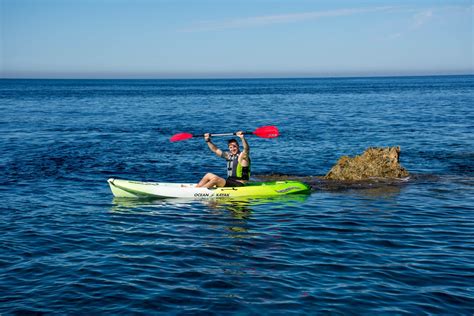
[107,178,311,199]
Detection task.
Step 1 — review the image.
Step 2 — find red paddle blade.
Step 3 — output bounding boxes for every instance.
[170,132,194,142]
[253,125,279,138]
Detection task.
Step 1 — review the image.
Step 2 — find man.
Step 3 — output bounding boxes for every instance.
[196,131,250,188]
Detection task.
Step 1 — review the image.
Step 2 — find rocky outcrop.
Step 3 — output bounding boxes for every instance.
[324,146,409,181]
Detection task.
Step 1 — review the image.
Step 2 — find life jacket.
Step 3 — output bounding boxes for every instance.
[226,152,250,180]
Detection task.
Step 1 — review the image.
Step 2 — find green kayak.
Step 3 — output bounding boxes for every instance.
[108,178,311,199]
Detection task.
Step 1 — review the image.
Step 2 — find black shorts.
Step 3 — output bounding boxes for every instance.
[224,177,245,187]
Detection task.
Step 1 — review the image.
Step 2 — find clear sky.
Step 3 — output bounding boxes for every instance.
[1,0,473,78]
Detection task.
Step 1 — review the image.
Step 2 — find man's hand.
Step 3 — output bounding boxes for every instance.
[237,131,249,154]
[204,133,211,142]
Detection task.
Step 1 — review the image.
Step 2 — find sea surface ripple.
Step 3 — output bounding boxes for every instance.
[1,76,473,314]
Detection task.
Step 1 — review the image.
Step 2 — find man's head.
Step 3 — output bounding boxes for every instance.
[227,139,240,155]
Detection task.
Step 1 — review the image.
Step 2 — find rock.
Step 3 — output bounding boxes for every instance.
[324,146,409,181]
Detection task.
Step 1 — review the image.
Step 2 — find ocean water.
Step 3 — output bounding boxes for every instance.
[1,76,473,314]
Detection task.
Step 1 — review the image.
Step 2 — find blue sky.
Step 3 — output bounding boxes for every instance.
[1,0,473,78]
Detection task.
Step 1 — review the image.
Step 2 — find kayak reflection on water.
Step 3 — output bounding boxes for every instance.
[110,193,310,214]
[110,194,310,238]
[207,194,310,214]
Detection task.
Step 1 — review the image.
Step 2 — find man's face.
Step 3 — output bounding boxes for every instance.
[228,142,239,155]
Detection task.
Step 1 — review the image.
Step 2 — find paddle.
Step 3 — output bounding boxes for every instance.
[170,125,279,142]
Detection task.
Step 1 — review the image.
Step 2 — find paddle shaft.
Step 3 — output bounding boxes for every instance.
[204,131,251,137]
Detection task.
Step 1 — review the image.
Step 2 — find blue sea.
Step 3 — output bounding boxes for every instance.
[1,76,473,315]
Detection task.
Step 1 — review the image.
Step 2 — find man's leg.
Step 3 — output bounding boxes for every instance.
[197,173,213,187]
[203,175,226,188]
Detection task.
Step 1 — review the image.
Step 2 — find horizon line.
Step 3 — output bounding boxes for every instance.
[1,71,473,81]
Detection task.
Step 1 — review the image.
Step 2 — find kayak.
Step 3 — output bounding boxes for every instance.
[108,178,311,199]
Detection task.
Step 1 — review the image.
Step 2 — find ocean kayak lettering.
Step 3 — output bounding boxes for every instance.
[193,193,230,197]
[194,193,210,197]
[214,193,230,197]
